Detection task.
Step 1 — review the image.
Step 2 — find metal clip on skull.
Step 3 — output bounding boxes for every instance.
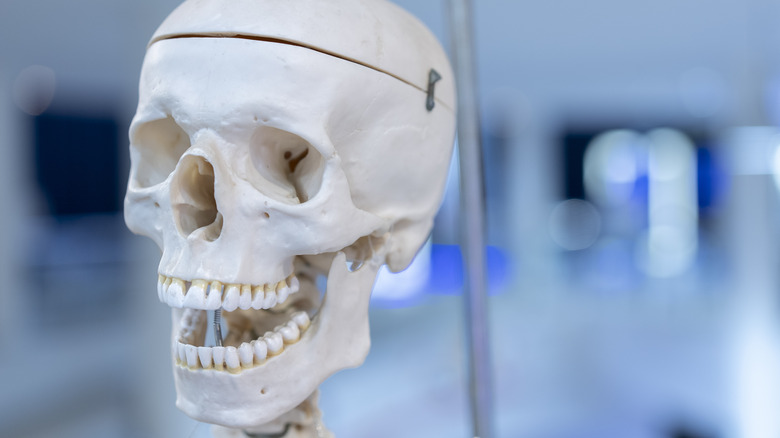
[124,0,456,435]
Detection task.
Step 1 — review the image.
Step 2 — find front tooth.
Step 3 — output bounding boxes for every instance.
[177,342,186,364]
[223,285,240,312]
[185,345,199,368]
[276,281,291,305]
[198,347,213,369]
[239,343,254,367]
[157,275,166,302]
[263,288,278,309]
[184,280,208,308]
[225,346,240,371]
[212,346,225,371]
[168,279,186,308]
[161,277,172,304]
[291,311,311,330]
[251,285,265,309]
[253,339,268,363]
[206,282,222,309]
[222,284,241,312]
[264,332,284,355]
[279,321,300,343]
[238,285,252,310]
[289,276,300,293]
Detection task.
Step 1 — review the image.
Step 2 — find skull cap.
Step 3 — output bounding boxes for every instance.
[151,0,455,111]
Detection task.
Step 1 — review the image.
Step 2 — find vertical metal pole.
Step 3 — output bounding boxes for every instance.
[446,1,493,437]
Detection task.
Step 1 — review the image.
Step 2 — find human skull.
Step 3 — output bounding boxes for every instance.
[124,0,455,433]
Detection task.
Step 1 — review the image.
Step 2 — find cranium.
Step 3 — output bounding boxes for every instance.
[124,0,455,434]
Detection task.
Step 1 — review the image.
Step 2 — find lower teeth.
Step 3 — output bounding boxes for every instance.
[177,311,311,372]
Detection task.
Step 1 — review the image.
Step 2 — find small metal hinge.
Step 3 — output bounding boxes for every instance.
[426,68,442,111]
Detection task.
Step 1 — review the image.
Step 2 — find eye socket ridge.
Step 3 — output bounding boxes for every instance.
[248,126,325,205]
[131,115,191,188]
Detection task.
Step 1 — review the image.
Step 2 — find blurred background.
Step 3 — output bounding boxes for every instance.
[2,0,780,437]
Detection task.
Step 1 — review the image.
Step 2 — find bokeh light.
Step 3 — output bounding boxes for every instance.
[584,130,645,207]
[548,199,601,251]
[12,65,56,116]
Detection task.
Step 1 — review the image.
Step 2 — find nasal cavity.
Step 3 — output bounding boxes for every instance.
[171,155,223,241]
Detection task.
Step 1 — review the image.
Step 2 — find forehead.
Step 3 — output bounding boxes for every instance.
[135,38,376,133]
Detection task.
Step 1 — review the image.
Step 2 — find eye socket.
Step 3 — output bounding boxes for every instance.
[130,116,190,188]
[249,126,324,204]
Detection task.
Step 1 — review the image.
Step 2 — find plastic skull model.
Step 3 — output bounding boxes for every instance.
[124,0,455,435]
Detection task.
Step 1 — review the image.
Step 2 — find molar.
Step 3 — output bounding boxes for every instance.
[264,331,284,355]
[279,321,300,343]
[291,311,311,330]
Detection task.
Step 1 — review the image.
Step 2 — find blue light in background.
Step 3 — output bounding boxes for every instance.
[371,244,509,308]
[696,146,727,212]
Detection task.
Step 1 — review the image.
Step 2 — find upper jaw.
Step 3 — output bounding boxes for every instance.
[164,257,320,374]
[157,273,300,310]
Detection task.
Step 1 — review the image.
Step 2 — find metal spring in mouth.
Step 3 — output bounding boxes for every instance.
[214,309,223,347]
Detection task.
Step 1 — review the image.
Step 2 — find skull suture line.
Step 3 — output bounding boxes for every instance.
[124,0,455,434]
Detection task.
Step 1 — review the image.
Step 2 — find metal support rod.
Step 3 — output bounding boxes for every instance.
[214,309,224,347]
[446,1,493,437]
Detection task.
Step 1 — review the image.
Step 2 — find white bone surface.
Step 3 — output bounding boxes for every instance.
[150,0,455,111]
[124,0,455,433]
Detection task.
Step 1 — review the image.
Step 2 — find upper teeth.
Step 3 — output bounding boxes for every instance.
[158,274,300,310]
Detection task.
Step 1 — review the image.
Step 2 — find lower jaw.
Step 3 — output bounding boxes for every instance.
[171,255,323,373]
[170,252,379,429]
[174,308,312,372]
[169,304,325,428]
